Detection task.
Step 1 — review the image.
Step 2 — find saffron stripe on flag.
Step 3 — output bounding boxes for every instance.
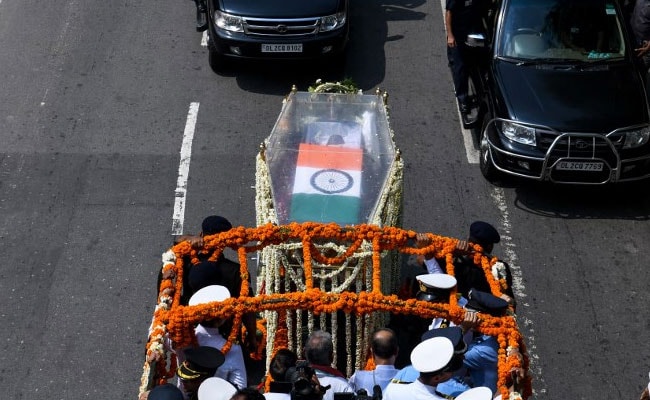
[295,143,363,170]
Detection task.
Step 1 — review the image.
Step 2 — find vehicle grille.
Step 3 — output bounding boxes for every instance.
[243,17,320,36]
[537,130,623,166]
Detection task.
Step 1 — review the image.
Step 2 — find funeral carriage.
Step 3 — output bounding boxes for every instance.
[139,83,531,400]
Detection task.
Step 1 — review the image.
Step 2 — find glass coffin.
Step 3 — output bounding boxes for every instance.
[260,90,400,226]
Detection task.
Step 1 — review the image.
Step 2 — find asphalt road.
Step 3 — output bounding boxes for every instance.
[2,0,650,399]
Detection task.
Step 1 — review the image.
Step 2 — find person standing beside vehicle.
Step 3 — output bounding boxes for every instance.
[631,0,650,69]
[444,0,488,115]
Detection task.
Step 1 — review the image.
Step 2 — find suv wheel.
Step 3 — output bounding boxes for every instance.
[207,32,228,74]
[479,117,499,181]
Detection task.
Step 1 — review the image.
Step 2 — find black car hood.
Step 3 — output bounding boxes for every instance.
[494,60,648,132]
[219,0,342,18]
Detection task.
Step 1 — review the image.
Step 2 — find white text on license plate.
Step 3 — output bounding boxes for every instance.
[262,44,303,53]
[556,161,604,171]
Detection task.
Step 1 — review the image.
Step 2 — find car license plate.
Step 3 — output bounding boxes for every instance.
[262,44,303,53]
[556,161,604,171]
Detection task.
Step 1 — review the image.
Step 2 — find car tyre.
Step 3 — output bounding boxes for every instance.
[208,46,228,74]
[207,32,229,74]
[479,117,500,182]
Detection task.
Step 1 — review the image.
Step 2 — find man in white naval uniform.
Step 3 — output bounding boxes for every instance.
[383,337,455,400]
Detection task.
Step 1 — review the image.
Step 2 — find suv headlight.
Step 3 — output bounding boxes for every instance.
[320,11,347,32]
[501,121,536,146]
[622,125,650,149]
[214,10,244,32]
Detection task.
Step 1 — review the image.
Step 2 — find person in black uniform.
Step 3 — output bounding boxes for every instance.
[415,221,515,309]
[177,346,226,400]
[444,0,488,115]
[192,0,208,32]
[453,221,515,307]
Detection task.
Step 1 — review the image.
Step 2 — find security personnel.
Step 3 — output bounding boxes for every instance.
[445,0,488,115]
[197,377,237,400]
[192,0,208,32]
[455,386,493,400]
[177,346,226,400]
[383,337,456,400]
[454,221,515,305]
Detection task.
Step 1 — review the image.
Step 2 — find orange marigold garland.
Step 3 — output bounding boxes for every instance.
[140,223,531,399]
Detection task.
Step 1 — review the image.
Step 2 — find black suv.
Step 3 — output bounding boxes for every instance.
[467,0,650,184]
[205,0,349,72]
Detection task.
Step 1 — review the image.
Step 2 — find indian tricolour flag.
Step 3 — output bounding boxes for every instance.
[290,143,363,225]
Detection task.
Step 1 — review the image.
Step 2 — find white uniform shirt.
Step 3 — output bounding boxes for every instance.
[316,372,353,400]
[383,379,447,400]
[349,365,399,394]
[194,324,247,389]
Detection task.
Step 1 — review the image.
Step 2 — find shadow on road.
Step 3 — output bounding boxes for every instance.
[509,180,650,220]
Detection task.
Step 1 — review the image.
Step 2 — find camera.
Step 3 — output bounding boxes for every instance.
[287,361,322,400]
[333,386,382,400]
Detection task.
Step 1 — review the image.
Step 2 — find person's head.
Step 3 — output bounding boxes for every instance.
[147,383,184,400]
[411,337,455,387]
[177,346,226,394]
[468,221,500,254]
[415,274,457,303]
[420,327,467,372]
[270,348,299,381]
[454,386,493,400]
[370,328,398,365]
[197,377,237,400]
[189,261,224,294]
[229,388,266,400]
[188,284,232,327]
[304,330,334,366]
[201,215,233,236]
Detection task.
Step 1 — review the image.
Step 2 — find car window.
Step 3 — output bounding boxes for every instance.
[498,0,626,61]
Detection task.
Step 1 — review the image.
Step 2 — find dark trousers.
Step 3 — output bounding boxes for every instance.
[447,42,471,104]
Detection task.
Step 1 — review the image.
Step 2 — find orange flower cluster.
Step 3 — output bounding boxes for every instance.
[143,222,531,399]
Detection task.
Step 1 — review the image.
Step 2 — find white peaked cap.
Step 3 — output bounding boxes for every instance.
[189,285,231,306]
[416,273,457,289]
[197,377,237,400]
[455,386,493,400]
[410,336,454,373]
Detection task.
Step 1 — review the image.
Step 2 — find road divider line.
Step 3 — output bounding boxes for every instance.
[172,102,200,235]
[490,187,546,396]
[202,31,208,47]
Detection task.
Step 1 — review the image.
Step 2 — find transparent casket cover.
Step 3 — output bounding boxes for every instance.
[265,91,397,226]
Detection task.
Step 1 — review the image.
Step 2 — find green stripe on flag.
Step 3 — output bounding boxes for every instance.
[290,193,360,225]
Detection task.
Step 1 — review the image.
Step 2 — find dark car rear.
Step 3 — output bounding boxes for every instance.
[206,0,349,72]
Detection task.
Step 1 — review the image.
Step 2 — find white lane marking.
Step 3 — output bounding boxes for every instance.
[439,0,480,164]
[490,187,546,396]
[171,102,200,235]
[202,31,208,47]
[461,115,479,163]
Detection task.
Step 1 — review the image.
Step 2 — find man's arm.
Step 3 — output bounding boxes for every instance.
[445,10,456,47]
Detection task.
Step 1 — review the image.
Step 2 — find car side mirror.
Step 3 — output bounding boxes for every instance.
[465,33,486,48]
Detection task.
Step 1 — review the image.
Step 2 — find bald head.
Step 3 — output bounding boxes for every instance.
[371,328,398,364]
